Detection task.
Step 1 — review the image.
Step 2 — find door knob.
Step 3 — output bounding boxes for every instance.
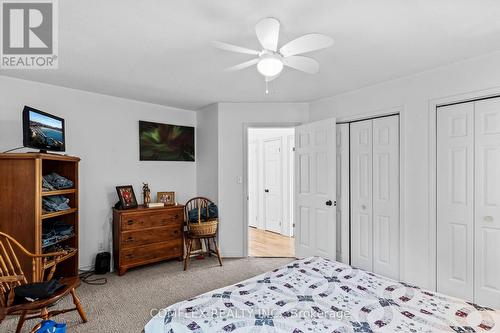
[361,204,367,210]
[484,216,494,223]
[264,189,269,193]
[326,200,332,206]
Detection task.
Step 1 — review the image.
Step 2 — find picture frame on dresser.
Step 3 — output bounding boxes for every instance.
[116,185,138,209]
[157,191,175,206]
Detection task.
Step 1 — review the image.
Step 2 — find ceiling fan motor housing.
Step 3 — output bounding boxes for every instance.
[257,51,284,77]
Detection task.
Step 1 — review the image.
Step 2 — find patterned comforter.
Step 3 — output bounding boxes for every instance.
[145,257,499,332]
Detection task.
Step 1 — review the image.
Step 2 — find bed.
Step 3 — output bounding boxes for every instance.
[145,257,499,332]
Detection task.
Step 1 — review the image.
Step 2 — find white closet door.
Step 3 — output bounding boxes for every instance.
[372,116,400,280]
[437,103,474,301]
[474,99,500,308]
[336,123,350,264]
[350,120,373,271]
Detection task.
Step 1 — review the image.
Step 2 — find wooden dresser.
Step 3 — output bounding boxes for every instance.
[112,205,184,275]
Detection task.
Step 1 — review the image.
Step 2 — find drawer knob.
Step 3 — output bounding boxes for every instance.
[126,236,134,242]
[175,214,179,219]
[126,254,133,259]
[127,220,134,225]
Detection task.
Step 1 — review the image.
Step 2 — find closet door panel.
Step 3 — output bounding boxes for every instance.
[474,99,500,309]
[336,124,350,264]
[350,120,373,271]
[372,116,400,280]
[437,103,474,301]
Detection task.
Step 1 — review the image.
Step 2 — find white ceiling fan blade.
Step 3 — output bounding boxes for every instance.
[225,58,259,72]
[255,17,280,51]
[212,41,260,55]
[283,56,319,74]
[280,34,333,57]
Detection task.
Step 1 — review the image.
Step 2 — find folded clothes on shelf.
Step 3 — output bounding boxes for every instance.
[42,221,74,248]
[43,243,75,255]
[42,172,74,191]
[42,195,71,212]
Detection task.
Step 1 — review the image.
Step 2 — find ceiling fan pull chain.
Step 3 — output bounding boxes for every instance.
[265,79,269,94]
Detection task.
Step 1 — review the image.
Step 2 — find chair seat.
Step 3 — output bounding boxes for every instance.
[185,231,217,239]
[6,277,81,315]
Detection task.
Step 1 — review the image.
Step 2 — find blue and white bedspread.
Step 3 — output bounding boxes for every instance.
[145,257,499,332]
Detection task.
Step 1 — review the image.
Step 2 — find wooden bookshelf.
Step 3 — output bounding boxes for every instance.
[0,153,80,282]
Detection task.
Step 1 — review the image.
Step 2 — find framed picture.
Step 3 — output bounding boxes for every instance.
[157,191,175,206]
[139,121,195,161]
[116,185,138,209]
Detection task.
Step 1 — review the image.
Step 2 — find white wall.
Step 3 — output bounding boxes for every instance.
[248,128,295,236]
[309,50,500,289]
[196,104,218,201]
[0,76,197,269]
[217,103,308,256]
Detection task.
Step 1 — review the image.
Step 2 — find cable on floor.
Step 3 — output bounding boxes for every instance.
[79,270,108,285]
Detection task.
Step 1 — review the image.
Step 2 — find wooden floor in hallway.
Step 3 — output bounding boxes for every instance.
[248,227,295,257]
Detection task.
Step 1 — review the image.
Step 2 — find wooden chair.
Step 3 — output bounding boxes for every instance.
[183,197,222,270]
[0,232,87,333]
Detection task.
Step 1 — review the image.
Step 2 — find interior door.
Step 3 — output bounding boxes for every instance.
[295,118,336,259]
[474,98,500,308]
[372,116,400,280]
[437,103,474,301]
[263,138,283,234]
[248,140,259,228]
[350,120,373,271]
[286,134,295,237]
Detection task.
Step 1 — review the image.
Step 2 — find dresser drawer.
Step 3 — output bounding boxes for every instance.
[120,209,182,231]
[120,240,182,266]
[121,225,182,248]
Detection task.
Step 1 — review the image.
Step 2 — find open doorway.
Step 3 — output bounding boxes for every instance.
[247,127,295,257]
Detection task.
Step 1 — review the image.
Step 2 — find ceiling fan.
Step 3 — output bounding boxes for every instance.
[213,17,334,92]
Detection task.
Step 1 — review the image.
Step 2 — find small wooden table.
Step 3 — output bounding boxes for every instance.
[112,205,184,275]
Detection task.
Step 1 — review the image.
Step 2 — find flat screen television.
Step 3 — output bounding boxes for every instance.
[23,106,65,152]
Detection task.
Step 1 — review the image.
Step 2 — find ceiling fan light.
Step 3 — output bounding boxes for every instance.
[257,57,283,77]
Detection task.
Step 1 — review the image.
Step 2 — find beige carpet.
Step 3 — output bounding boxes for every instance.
[2,257,294,333]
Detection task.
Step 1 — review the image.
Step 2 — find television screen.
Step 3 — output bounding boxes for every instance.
[23,106,65,152]
[139,120,194,161]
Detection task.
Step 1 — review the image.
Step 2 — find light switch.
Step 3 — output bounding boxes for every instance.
[237,176,243,184]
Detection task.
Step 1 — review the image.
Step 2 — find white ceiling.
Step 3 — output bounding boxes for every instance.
[2,0,500,110]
